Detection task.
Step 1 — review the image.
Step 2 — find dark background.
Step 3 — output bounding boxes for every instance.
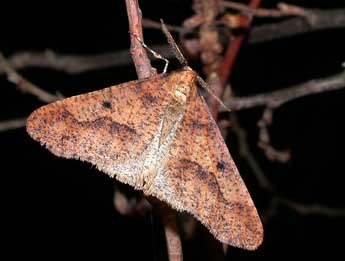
[1,0,345,260]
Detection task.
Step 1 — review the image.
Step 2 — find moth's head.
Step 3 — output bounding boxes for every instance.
[172,67,197,105]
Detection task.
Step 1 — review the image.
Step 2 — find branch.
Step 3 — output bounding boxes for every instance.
[3,69,344,132]
[224,71,345,111]
[142,18,184,33]
[0,51,61,132]
[0,118,27,132]
[162,210,184,261]
[230,114,273,190]
[276,198,345,217]
[257,108,291,163]
[0,51,59,103]
[125,1,182,260]
[248,8,345,44]
[125,0,153,79]
[1,6,344,75]
[208,0,262,119]
[262,197,345,223]
[220,1,306,18]
[113,188,152,217]
[0,46,170,76]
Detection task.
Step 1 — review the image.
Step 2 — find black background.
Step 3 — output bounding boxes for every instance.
[1,0,345,260]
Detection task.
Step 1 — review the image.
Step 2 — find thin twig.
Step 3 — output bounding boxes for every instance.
[208,0,262,119]
[262,197,345,223]
[125,1,183,260]
[223,70,345,111]
[220,1,306,18]
[249,8,345,44]
[276,198,345,217]
[142,18,184,33]
[162,209,184,261]
[0,46,171,76]
[257,108,291,162]
[125,0,153,79]
[2,70,344,132]
[0,118,27,132]
[231,114,273,190]
[0,51,59,103]
[113,188,152,217]
[219,0,262,84]
[0,51,61,133]
[1,7,344,75]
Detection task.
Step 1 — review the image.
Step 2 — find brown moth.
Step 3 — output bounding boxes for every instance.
[26,66,263,250]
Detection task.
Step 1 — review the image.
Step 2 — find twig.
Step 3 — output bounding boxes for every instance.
[208,0,262,119]
[113,188,152,217]
[0,52,61,133]
[0,51,59,103]
[226,68,345,164]
[220,1,306,18]
[249,8,345,44]
[142,18,184,33]
[219,0,262,84]
[197,0,224,120]
[276,198,345,217]
[125,0,153,79]
[0,118,27,132]
[162,209,184,261]
[147,7,345,45]
[260,200,279,224]
[230,114,273,190]
[257,108,291,162]
[0,46,171,76]
[2,70,344,132]
[1,7,344,76]
[223,70,345,111]
[125,1,183,260]
[262,197,345,224]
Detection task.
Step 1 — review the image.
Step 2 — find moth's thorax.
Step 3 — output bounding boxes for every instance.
[171,68,197,106]
[173,84,190,105]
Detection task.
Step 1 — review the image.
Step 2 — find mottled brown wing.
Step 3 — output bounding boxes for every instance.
[150,85,263,250]
[27,74,176,187]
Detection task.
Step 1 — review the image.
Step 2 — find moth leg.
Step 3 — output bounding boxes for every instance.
[129,32,169,74]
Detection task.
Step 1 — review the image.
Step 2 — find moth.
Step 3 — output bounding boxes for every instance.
[26,27,263,250]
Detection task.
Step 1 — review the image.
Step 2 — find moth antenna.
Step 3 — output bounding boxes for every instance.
[197,76,232,112]
[160,19,188,66]
[160,19,231,112]
[129,31,169,74]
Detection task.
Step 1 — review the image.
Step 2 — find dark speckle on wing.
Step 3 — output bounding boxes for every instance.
[216,161,226,172]
[178,159,220,193]
[102,101,112,109]
[109,121,136,135]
